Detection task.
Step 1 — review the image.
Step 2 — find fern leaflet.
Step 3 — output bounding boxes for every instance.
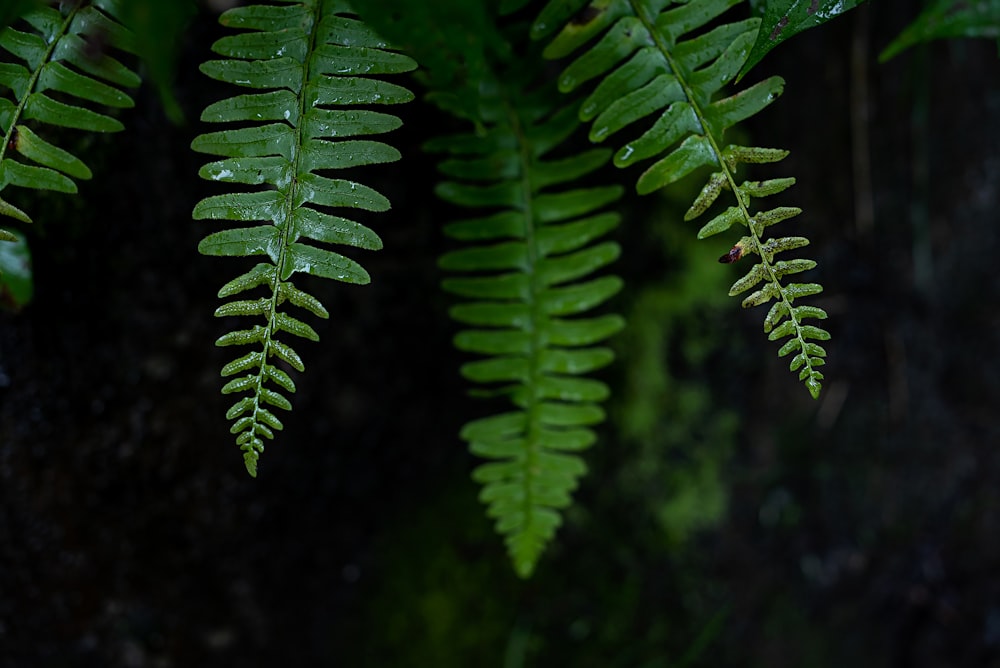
[0,0,138,230]
[429,70,625,577]
[192,0,415,476]
[534,0,830,398]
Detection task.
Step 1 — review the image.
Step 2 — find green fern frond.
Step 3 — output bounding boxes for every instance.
[533,0,830,398]
[430,74,625,577]
[0,0,139,230]
[192,0,415,476]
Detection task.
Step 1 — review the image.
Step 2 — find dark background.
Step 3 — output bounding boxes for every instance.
[2,1,1000,666]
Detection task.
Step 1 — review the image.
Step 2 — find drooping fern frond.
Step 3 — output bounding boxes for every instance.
[192,0,415,476]
[0,0,139,229]
[428,70,625,577]
[532,0,830,398]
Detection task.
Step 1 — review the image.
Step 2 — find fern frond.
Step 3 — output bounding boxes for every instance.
[0,0,139,230]
[430,74,625,577]
[533,0,830,398]
[192,0,415,476]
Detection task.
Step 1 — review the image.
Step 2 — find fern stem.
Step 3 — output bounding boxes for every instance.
[238,1,319,473]
[628,0,824,394]
[0,3,82,163]
[195,1,414,474]
[504,91,546,546]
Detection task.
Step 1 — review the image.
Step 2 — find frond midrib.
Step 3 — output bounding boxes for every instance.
[502,89,544,546]
[0,5,81,164]
[630,0,824,387]
[237,9,327,467]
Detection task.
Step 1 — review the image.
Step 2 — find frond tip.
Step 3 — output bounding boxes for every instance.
[535,0,831,397]
[695,146,830,399]
[192,0,414,476]
[432,70,624,576]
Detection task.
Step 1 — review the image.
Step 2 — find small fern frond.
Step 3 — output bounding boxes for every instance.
[430,74,625,577]
[533,0,830,397]
[0,0,139,229]
[192,0,415,476]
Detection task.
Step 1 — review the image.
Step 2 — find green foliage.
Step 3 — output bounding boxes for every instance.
[533,0,830,398]
[0,0,848,577]
[430,54,625,576]
[0,0,43,36]
[880,0,1000,62]
[191,0,415,476]
[0,230,32,310]
[354,0,511,123]
[738,0,866,80]
[0,0,139,231]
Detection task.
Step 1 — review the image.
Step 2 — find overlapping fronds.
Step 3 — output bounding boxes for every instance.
[429,72,625,577]
[192,0,415,476]
[532,0,830,397]
[0,0,138,230]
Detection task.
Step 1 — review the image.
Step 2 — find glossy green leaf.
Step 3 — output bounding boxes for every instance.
[704,76,784,135]
[295,173,390,211]
[728,262,768,296]
[199,57,304,91]
[192,191,284,222]
[0,28,46,70]
[1,158,75,192]
[215,298,270,318]
[11,125,92,180]
[283,243,370,283]
[0,198,29,223]
[685,172,727,220]
[198,156,291,187]
[292,207,382,249]
[192,1,412,476]
[191,124,294,160]
[304,108,404,138]
[0,62,30,98]
[201,90,299,124]
[696,205,742,239]
[220,4,311,31]
[637,134,718,194]
[737,0,867,81]
[198,226,279,258]
[212,28,309,62]
[23,93,123,132]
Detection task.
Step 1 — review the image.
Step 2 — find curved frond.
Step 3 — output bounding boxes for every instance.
[534,0,830,397]
[192,0,415,476]
[430,72,624,577]
[0,0,139,230]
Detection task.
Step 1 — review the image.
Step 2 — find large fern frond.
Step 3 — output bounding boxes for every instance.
[0,0,139,229]
[533,0,830,398]
[429,70,625,577]
[192,0,415,476]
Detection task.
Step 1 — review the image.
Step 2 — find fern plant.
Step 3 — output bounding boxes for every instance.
[531,0,830,397]
[0,0,138,237]
[191,0,415,476]
[428,61,625,577]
